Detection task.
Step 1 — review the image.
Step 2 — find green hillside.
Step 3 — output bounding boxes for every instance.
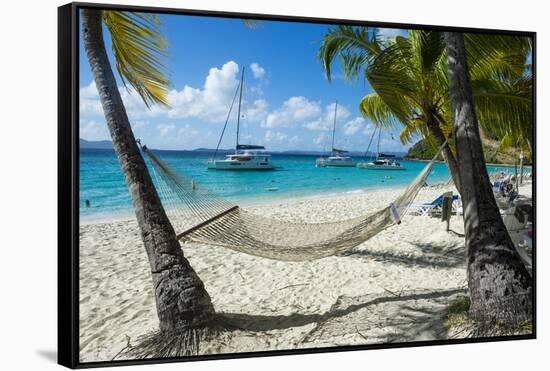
[405,138,530,165]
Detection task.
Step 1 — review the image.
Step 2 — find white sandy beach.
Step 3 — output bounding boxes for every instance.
[78,182,532,362]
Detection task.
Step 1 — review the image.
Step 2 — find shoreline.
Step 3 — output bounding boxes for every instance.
[80,161,531,225]
[79,181,446,225]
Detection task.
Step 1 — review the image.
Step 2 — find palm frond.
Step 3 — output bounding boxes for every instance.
[359,93,401,129]
[471,74,532,150]
[317,26,381,82]
[399,118,425,144]
[103,11,170,108]
[409,30,445,75]
[364,40,420,122]
[465,33,531,82]
[318,27,532,154]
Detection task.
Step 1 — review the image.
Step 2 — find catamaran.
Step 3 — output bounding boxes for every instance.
[315,101,355,168]
[357,156,405,170]
[356,126,406,170]
[208,68,277,170]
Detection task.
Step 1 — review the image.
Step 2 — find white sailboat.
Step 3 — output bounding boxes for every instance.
[356,126,405,170]
[357,157,405,170]
[315,101,355,168]
[208,68,276,170]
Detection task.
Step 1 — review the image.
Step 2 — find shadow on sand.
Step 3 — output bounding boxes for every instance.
[220,287,467,336]
[339,241,466,269]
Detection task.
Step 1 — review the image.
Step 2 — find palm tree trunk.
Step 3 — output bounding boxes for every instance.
[444,31,532,332]
[425,112,462,194]
[81,9,215,332]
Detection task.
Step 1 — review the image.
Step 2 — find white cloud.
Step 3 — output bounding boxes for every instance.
[79,82,103,116]
[79,81,157,119]
[131,120,146,130]
[265,130,288,142]
[264,96,321,128]
[166,61,241,122]
[244,99,269,123]
[80,81,98,99]
[313,133,330,146]
[80,61,248,124]
[289,135,299,146]
[157,123,176,137]
[177,124,200,139]
[343,117,365,136]
[250,63,266,79]
[79,61,271,131]
[303,102,351,131]
[80,119,109,140]
[363,123,376,136]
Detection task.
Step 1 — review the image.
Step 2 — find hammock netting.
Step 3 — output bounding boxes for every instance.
[142,144,444,262]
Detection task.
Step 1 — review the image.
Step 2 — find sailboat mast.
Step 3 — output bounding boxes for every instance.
[331,100,338,154]
[235,67,245,152]
[376,125,382,160]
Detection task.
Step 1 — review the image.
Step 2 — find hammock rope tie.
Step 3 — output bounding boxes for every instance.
[140,141,447,262]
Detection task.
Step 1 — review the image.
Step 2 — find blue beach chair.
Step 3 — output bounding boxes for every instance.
[408,194,460,216]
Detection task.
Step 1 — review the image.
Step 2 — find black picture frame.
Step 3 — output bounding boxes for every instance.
[58,2,536,368]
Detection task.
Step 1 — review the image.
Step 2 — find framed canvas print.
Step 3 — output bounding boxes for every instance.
[58,2,536,368]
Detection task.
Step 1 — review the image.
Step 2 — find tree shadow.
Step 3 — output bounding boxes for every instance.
[448,229,465,237]
[381,302,451,342]
[338,242,466,269]
[219,288,466,333]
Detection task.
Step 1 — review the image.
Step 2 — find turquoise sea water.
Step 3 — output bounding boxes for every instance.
[80,148,529,221]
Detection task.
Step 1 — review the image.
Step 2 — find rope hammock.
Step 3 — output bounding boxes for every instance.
[141,142,446,262]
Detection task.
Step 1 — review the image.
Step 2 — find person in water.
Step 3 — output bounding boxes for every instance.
[85,200,90,207]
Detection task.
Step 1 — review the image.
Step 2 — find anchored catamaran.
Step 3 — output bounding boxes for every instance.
[208,68,276,170]
[356,126,406,170]
[315,101,355,168]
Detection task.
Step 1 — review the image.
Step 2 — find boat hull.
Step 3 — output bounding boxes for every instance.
[207,160,276,170]
[316,159,355,168]
[357,163,406,170]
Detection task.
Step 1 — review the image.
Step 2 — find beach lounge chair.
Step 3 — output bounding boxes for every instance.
[493,176,519,210]
[492,180,505,195]
[408,194,460,216]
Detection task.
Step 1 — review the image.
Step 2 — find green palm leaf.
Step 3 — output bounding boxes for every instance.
[364,40,421,123]
[359,93,401,129]
[399,118,425,144]
[317,26,381,82]
[103,11,170,108]
[465,33,531,81]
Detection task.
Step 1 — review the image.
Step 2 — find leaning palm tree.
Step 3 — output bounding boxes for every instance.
[81,9,215,354]
[445,31,532,334]
[318,27,532,194]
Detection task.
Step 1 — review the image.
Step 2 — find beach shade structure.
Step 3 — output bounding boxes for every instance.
[408,194,460,217]
[141,142,448,262]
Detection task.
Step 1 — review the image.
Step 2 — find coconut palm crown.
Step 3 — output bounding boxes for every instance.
[101,11,171,107]
[318,27,532,162]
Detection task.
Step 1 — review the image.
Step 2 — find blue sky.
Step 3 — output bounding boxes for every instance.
[79,12,410,152]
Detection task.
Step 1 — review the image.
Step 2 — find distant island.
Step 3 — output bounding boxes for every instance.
[79,139,406,158]
[80,139,114,149]
[405,138,530,165]
[184,148,407,157]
